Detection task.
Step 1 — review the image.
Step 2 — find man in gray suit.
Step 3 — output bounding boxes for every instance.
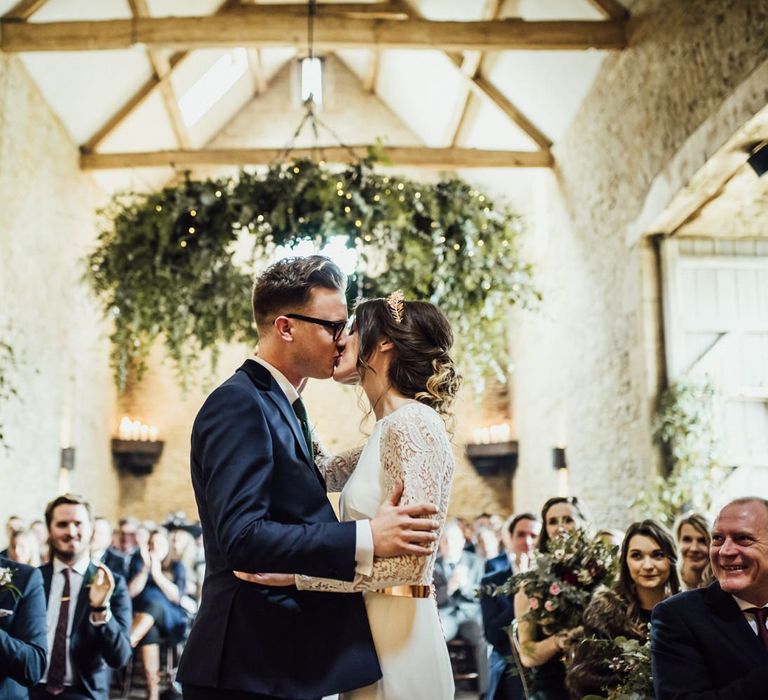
[435,518,489,698]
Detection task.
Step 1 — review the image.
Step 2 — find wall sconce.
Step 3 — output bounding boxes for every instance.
[553,446,569,497]
[748,141,768,177]
[112,416,163,476]
[60,446,75,471]
[552,447,567,471]
[466,423,517,476]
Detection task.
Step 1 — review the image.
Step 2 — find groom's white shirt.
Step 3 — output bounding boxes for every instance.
[253,355,374,575]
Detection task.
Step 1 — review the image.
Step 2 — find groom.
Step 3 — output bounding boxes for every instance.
[178,256,440,700]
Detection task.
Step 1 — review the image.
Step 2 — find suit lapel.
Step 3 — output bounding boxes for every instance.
[706,582,768,663]
[238,359,315,469]
[41,563,53,600]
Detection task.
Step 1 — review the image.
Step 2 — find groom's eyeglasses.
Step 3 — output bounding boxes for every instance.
[283,313,351,342]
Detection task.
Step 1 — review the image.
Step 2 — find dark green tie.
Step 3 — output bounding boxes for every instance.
[292,397,314,462]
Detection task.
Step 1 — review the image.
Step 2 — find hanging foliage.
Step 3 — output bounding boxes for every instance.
[86,157,539,392]
[632,379,728,525]
[0,330,18,450]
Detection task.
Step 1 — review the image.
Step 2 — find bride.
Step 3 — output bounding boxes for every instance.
[238,291,460,699]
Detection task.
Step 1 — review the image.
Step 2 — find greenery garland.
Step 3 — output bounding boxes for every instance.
[86,157,539,392]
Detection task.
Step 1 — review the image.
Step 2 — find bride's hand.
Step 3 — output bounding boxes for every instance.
[233,571,295,586]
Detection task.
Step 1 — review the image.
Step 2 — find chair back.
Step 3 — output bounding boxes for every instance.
[509,619,534,700]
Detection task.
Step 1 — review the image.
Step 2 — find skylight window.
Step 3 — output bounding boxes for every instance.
[179,49,248,127]
[300,56,323,105]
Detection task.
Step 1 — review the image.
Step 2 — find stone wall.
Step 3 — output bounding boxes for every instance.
[510,0,768,527]
[0,55,120,526]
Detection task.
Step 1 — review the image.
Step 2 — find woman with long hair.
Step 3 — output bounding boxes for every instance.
[514,496,589,700]
[566,519,680,698]
[674,512,713,590]
[130,528,189,700]
[237,293,461,700]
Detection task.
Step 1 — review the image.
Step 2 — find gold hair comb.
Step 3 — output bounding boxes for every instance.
[386,290,405,323]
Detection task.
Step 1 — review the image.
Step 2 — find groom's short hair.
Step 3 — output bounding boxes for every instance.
[252,255,346,329]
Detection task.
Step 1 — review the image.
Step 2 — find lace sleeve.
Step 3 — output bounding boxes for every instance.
[296,404,454,593]
[313,437,364,493]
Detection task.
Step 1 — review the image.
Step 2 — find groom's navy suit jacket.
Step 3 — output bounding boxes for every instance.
[0,558,47,699]
[177,360,380,699]
[651,581,768,699]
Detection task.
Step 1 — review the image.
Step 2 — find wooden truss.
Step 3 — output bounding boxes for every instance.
[1,0,628,169]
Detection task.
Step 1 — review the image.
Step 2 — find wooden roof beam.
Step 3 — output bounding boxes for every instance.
[0,16,628,52]
[585,0,629,21]
[80,147,554,170]
[231,2,410,19]
[2,0,50,21]
[80,0,242,153]
[443,0,503,147]
[127,0,192,149]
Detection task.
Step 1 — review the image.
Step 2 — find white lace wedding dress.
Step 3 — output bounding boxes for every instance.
[299,402,456,700]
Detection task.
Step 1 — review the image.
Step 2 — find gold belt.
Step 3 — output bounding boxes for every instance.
[374,585,432,598]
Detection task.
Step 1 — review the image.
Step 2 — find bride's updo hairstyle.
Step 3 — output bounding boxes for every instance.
[354,296,461,416]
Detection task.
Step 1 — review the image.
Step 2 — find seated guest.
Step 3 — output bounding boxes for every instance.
[27,523,48,566]
[7,530,41,568]
[90,517,126,579]
[674,511,713,590]
[435,518,488,698]
[129,529,188,700]
[0,553,47,698]
[481,513,540,700]
[476,526,502,563]
[566,519,679,698]
[515,496,590,700]
[117,517,145,599]
[486,513,540,576]
[652,497,768,698]
[31,495,131,700]
[0,517,24,559]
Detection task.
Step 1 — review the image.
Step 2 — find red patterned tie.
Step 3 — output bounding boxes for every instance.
[745,607,768,650]
[46,568,70,695]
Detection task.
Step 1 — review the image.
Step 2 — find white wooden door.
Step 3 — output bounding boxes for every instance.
[662,238,768,503]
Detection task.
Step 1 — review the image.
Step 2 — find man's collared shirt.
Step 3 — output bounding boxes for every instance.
[43,556,90,685]
[732,594,768,637]
[252,355,373,575]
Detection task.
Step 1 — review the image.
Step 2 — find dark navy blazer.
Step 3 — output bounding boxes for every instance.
[0,558,47,699]
[39,562,132,700]
[176,360,380,699]
[652,581,768,699]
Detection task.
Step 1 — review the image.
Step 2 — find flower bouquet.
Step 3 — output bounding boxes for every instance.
[490,529,618,635]
[581,635,654,700]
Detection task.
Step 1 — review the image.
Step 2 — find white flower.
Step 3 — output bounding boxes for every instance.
[577,569,592,584]
[0,567,12,587]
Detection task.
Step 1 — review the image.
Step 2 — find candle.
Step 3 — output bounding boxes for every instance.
[119,416,132,440]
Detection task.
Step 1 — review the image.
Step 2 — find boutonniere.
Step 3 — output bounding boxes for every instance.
[0,566,21,600]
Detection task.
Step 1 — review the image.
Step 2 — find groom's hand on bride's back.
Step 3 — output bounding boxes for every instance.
[371,479,439,557]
